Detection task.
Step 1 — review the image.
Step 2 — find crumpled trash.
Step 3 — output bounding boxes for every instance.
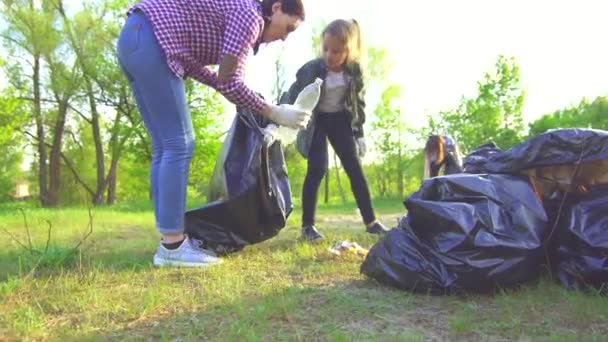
[329,241,369,257]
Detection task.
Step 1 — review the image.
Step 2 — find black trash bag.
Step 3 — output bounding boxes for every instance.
[360,218,456,294]
[462,129,608,199]
[361,174,548,294]
[184,108,292,255]
[462,128,608,175]
[552,184,608,292]
[462,142,502,174]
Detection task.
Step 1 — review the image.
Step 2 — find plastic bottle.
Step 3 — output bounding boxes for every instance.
[294,77,324,112]
[277,78,323,144]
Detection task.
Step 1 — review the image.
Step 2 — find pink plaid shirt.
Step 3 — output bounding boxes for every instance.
[129,0,267,112]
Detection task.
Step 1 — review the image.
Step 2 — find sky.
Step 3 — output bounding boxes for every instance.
[2,0,607,130]
[245,0,608,129]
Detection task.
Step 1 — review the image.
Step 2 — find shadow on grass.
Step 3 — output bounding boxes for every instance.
[3,230,608,341]
[0,225,160,282]
[0,223,380,282]
[77,279,430,341]
[80,277,608,341]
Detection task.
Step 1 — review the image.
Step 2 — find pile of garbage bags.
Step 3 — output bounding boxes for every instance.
[362,129,608,293]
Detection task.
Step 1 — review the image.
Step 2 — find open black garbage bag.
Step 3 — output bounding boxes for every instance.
[184,108,292,255]
[361,174,548,294]
[461,129,608,204]
[462,129,608,176]
[552,184,608,292]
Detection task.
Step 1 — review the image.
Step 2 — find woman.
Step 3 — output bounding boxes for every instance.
[116,0,310,267]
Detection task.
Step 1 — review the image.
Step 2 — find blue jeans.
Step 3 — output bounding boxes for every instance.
[117,12,194,235]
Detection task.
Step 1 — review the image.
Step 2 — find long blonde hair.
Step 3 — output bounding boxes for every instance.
[322,19,363,65]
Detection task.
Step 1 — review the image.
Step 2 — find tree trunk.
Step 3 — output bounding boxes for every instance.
[33,56,49,206]
[106,162,117,205]
[105,110,127,205]
[56,3,111,206]
[47,99,69,207]
[88,82,107,205]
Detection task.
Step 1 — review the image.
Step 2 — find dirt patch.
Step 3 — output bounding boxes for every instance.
[317,213,403,229]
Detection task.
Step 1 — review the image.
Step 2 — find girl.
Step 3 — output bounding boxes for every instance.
[283,19,389,241]
[116,0,311,267]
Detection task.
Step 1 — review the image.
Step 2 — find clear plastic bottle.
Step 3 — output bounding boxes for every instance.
[294,77,324,112]
[277,78,323,144]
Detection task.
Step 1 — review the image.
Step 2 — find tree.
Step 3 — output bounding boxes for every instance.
[0,88,27,201]
[1,0,62,206]
[43,14,82,207]
[55,0,138,205]
[528,96,608,137]
[365,46,393,83]
[432,55,525,152]
[371,84,407,197]
[186,84,225,199]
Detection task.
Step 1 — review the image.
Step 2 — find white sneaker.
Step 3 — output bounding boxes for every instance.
[153,236,222,267]
[190,238,218,257]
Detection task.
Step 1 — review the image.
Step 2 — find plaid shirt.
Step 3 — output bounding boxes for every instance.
[128,0,266,112]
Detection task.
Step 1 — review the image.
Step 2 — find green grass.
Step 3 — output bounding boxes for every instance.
[1,200,607,341]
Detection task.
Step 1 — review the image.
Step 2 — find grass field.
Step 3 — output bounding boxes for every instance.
[1,199,607,341]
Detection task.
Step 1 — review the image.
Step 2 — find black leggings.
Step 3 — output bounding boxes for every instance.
[302,112,376,226]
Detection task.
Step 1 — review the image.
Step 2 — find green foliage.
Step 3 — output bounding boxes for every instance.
[0,0,229,205]
[0,89,27,201]
[310,19,327,56]
[2,0,607,207]
[186,84,226,198]
[1,0,62,57]
[369,84,419,198]
[283,144,307,204]
[429,55,525,152]
[366,46,393,82]
[114,153,150,202]
[528,96,608,137]
[58,118,98,205]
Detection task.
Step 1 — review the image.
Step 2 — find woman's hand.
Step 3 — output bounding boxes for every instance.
[262,104,311,130]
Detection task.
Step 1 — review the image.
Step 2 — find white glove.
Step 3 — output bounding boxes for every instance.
[356,137,367,158]
[268,104,311,130]
[262,124,280,145]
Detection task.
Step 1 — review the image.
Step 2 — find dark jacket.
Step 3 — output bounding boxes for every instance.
[280,58,367,158]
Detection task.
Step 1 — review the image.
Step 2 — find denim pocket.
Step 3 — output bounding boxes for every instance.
[117,17,143,59]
